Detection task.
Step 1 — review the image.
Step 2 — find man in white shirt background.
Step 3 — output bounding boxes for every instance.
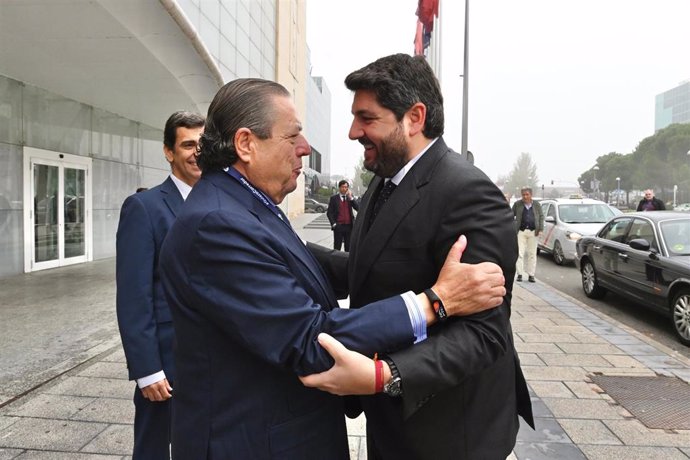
[115,111,204,459]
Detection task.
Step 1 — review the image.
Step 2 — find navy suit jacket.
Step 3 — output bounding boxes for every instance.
[159,170,415,459]
[116,176,181,382]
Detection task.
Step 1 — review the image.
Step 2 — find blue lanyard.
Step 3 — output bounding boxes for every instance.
[225,167,290,226]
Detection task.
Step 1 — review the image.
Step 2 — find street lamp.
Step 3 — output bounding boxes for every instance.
[616,177,621,207]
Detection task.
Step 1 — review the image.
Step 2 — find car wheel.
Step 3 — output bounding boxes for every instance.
[553,241,566,265]
[581,259,606,299]
[670,289,690,346]
[316,206,325,213]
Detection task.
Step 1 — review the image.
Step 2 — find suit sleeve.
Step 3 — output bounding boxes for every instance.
[326,196,337,226]
[307,242,350,299]
[115,195,162,381]
[389,170,518,418]
[183,211,415,376]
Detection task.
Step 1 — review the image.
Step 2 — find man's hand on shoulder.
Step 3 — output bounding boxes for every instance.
[432,235,506,317]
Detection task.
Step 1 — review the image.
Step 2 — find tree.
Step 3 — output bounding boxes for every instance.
[352,157,374,195]
[578,123,690,204]
[505,152,539,197]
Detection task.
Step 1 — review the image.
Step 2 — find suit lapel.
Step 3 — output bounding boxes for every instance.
[349,175,381,257]
[209,172,338,309]
[262,207,339,309]
[160,176,184,217]
[349,140,449,295]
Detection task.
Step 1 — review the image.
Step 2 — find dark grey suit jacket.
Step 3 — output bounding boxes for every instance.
[313,138,533,459]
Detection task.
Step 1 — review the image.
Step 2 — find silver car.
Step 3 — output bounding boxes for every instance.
[537,198,621,265]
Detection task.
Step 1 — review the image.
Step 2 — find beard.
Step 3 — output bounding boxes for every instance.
[363,124,409,178]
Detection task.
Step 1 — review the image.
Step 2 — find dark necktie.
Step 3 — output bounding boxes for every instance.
[369,180,397,225]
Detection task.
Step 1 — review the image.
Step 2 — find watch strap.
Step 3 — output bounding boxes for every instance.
[382,357,403,397]
[424,288,448,321]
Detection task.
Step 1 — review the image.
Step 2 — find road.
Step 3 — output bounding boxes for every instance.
[534,251,690,359]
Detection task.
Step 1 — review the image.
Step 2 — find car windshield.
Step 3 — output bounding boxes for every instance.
[558,204,616,223]
[660,219,690,256]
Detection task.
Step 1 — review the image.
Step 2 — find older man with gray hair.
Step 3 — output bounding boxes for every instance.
[512,186,544,282]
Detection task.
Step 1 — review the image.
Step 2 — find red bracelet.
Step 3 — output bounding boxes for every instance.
[374,354,384,393]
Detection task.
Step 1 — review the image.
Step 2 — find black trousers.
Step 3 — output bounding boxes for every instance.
[333,224,353,251]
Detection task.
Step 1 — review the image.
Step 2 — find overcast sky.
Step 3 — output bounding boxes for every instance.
[306,0,690,188]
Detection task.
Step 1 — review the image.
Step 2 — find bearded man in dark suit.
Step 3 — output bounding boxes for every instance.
[303,53,534,460]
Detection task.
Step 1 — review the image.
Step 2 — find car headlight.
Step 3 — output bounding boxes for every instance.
[566,231,583,241]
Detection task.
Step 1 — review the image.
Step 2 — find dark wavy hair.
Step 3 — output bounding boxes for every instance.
[197,78,290,173]
[344,53,444,138]
[163,111,205,150]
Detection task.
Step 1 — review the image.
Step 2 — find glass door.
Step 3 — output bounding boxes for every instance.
[63,167,86,259]
[33,162,60,268]
[24,148,91,272]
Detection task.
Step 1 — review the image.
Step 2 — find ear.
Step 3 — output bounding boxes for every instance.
[234,127,254,163]
[163,145,174,164]
[405,102,427,137]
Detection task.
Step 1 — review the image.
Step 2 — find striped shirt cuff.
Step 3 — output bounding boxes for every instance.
[401,290,427,343]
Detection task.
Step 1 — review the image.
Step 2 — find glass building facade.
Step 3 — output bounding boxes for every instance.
[0,0,317,278]
[655,80,690,132]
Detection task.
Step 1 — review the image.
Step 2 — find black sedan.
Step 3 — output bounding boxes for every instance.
[575,211,690,346]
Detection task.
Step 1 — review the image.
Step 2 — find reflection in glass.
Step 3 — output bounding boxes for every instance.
[661,219,690,256]
[64,168,85,258]
[34,164,58,262]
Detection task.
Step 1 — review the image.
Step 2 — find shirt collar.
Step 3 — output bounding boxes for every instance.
[389,138,438,186]
[169,173,193,201]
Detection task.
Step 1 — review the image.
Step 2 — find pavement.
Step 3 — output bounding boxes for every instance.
[1,212,690,459]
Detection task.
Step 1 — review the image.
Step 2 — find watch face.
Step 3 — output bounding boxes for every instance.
[384,377,402,397]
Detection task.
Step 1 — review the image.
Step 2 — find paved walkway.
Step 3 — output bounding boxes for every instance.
[1,213,690,459]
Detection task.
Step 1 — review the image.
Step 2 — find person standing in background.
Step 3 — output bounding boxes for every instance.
[637,189,666,211]
[116,111,204,459]
[327,179,359,251]
[512,186,544,283]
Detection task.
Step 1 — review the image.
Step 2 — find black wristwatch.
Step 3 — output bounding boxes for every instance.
[424,288,448,322]
[382,357,403,397]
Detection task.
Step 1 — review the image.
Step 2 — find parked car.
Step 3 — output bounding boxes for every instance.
[673,203,690,212]
[304,198,326,213]
[575,211,690,346]
[537,198,621,265]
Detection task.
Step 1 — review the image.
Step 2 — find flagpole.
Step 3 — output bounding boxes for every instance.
[436,0,442,80]
[461,0,469,156]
